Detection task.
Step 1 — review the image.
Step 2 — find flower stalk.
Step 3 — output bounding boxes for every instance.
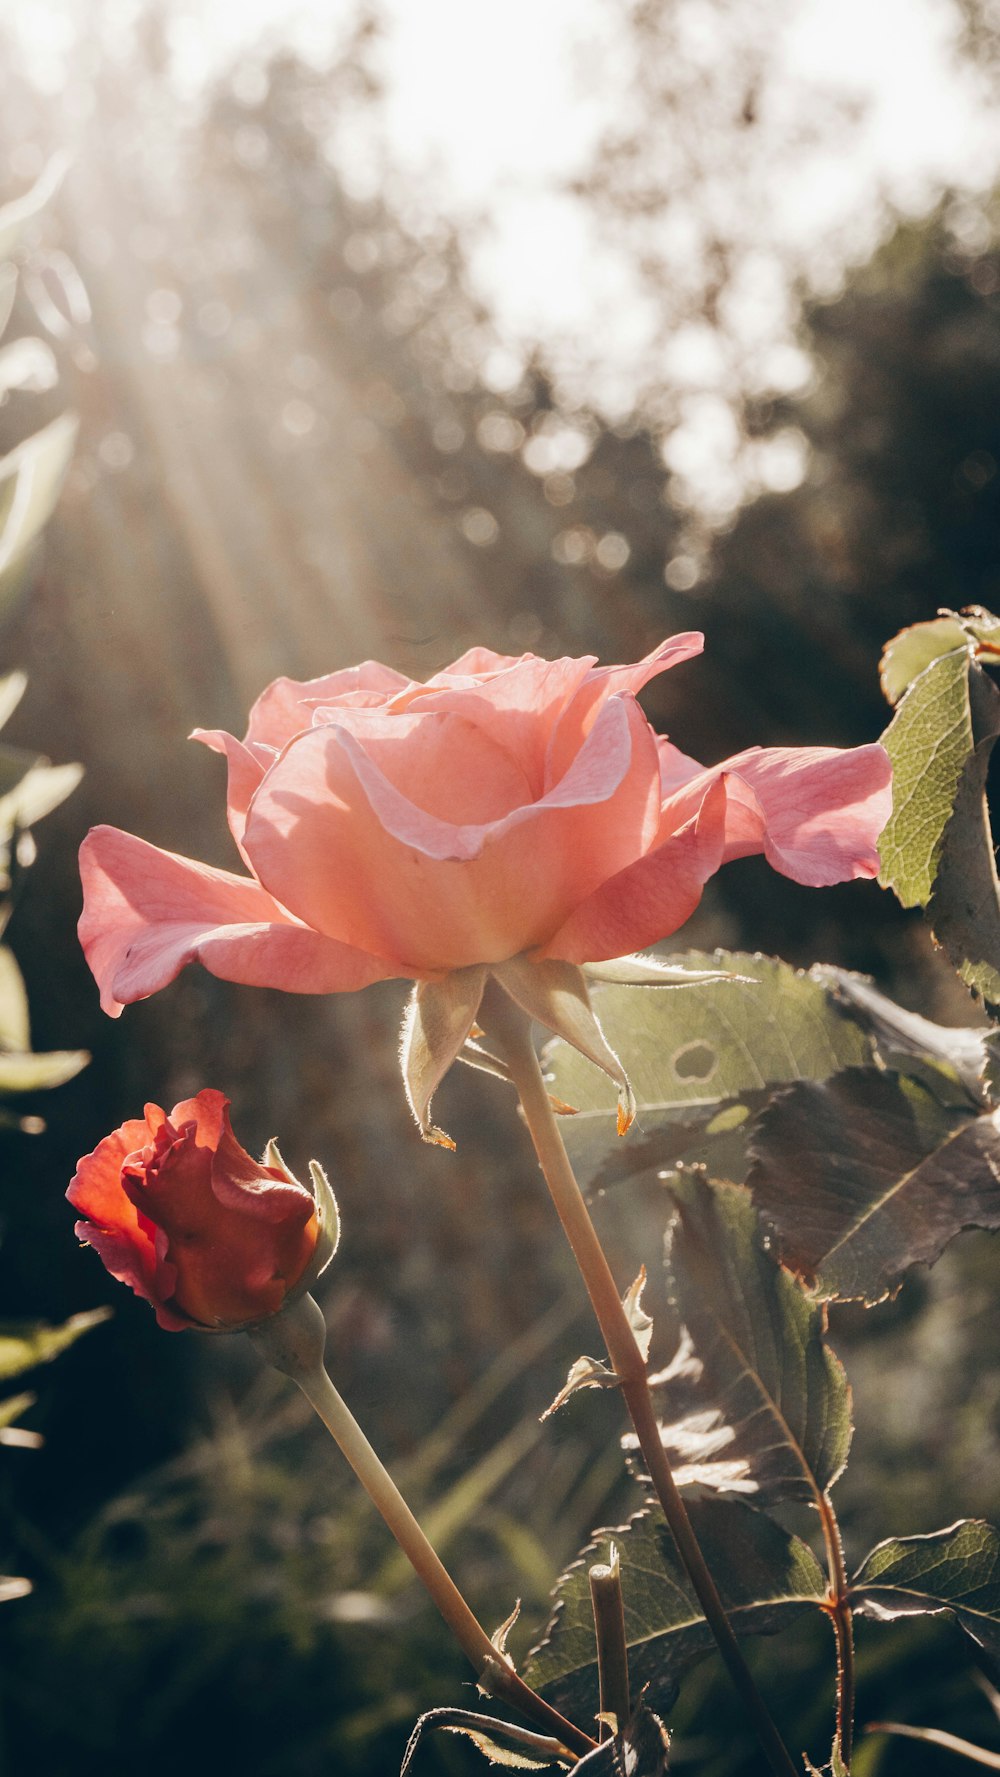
[819,1492,856,1766]
[481,984,800,1777]
[250,1293,596,1761]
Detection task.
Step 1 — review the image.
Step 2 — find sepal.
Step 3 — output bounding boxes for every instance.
[400,967,488,1147]
[258,1141,340,1306]
[492,957,635,1135]
[583,954,742,987]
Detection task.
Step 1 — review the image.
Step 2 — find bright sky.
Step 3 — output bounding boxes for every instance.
[7,0,1000,512]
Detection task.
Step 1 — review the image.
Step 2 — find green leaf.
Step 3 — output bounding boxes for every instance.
[0,946,30,1052]
[878,645,974,907]
[852,1521,1000,1661]
[0,757,83,834]
[0,411,78,582]
[642,1175,851,1505]
[928,665,1000,1004]
[880,616,969,705]
[813,967,994,1103]
[524,1501,826,1722]
[541,952,873,1192]
[0,742,46,801]
[866,1722,1000,1768]
[0,1048,89,1094]
[400,1709,564,1773]
[0,1389,35,1431]
[0,671,27,733]
[803,1746,849,1777]
[0,1307,110,1382]
[748,1067,1000,1303]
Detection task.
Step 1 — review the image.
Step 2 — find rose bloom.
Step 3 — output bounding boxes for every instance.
[68,1090,320,1329]
[79,634,891,1013]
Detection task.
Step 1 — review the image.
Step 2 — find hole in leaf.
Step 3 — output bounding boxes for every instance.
[672,1040,718,1082]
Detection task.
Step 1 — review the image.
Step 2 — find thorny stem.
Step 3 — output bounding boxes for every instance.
[250,1294,596,1761]
[483,986,801,1777]
[819,1491,856,1767]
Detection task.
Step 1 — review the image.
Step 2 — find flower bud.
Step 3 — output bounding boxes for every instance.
[67,1089,337,1331]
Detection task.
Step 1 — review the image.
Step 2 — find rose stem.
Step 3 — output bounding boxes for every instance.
[483,987,800,1777]
[249,1293,596,1760]
[589,1552,630,1739]
[819,1491,856,1766]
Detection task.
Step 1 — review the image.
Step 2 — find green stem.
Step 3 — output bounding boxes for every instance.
[589,1552,630,1738]
[819,1492,856,1768]
[249,1294,596,1760]
[483,987,800,1777]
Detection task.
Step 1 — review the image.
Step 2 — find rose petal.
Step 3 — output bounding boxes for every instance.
[67,1116,156,1229]
[74,1220,190,1330]
[546,632,705,786]
[303,707,535,824]
[245,661,410,750]
[79,826,403,1016]
[541,776,729,963]
[437,646,524,676]
[658,742,894,886]
[163,1088,229,1152]
[657,739,705,797]
[190,728,274,853]
[125,1117,316,1328]
[245,695,661,970]
[382,654,597,792]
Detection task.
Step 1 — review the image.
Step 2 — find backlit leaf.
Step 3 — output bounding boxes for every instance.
[928,664,1000,1004]
[0,946,30,1053]
[852,1521,1000,1660]
[0,671,27,733]
[0,1048,89,1094]
[877,645,973,907]
[0,411,78,582]
[638,1174,851,1505]
[541,952,873,1193]
[0,757,83,834]
[748,1068,1000,1303]
[524,1501,826,1722]
[880,615,968,705]
[0,1307,110,1382]
[400,1708,564,1773]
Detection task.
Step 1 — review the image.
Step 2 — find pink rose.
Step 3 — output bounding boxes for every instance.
[79,635,891,1013]
[67,1089,333,1330]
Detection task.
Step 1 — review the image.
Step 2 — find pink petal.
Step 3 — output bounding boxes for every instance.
[302,706,536,828]
[74,1221,191,1331]
[245,661,410,750]
[190,728,273,854]
[79,826,403,1016]
[437,645,524,676]
[657,739,705,796]
[546,632,704,786]
[379,654,597,792]
[245,695,661,971]
[67,1116,156,1228]
[658,743,894,886]
[164,1088,229,1151]
[541,775,728,963]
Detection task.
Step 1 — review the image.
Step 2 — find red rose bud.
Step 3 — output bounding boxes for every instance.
[67,1089,338,1330]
